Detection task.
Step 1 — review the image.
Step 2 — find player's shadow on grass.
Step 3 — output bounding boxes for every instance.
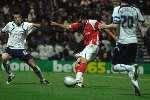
[142,93,150,95]
[88,85,150,97]
[13,82,39,85]
[86,85,111,89]
[87,85,130,90]
[119,93,135,96]
[119,92,150,98]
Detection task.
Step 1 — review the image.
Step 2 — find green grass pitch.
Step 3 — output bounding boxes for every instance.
[0,71,150,100]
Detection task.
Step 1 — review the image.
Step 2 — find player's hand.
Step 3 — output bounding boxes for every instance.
[98,23,105,30]
[100,21,108,29]
[98,21,106,29]
[51,21,58,26]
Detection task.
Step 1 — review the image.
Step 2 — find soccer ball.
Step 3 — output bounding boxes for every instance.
[64,76,76,87]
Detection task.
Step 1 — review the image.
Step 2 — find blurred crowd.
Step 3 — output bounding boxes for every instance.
[0,0,149,61]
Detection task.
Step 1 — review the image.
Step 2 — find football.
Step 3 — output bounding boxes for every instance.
[64,76,76,87]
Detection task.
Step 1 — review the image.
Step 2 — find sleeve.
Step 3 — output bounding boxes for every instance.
[69,22,81,31]
[24,22,34,35]
[136,8,145,23]
[1,23,10,33]
[112,7,121,24]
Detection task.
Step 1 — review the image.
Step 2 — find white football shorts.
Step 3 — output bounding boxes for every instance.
[75,44,99,61]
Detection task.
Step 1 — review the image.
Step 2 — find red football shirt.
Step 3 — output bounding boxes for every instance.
[70,20,101,45]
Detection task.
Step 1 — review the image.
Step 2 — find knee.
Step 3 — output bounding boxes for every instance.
[26,58,36,67]
[80,57,88,64]
[112,64,119,72]
[1,53,10,61]
[27,58,34,64]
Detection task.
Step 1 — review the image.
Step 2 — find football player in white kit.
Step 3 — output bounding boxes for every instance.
[100,0,145,96]
[0,12,49,85]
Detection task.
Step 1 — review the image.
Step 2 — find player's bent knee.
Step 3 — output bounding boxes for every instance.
[1,53,10,61]
[27,58,34,63]
[80,57,88,64]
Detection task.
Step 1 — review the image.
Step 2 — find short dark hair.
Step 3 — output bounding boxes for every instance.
[121,0,131,3]
[121,0,133,5]
[13,11,22,16]
[121,0,128,3]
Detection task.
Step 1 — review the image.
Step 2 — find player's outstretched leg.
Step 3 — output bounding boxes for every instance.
[26,58,49,85]
[128,64,141,96]
[113,64,141,96]
[1,53,15,85]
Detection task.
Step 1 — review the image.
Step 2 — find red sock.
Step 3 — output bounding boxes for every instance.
[76,63,87,73]
[75,65,80,72]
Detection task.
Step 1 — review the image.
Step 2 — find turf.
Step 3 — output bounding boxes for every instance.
[0,71,150,100]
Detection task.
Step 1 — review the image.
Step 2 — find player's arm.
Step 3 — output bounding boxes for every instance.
[100,15,119,28]
[99,23,118,41]
[98,21,117,40]
[138,22,149,37]
[99,6,120,29]
[136,8,149,37]
[103,28,116,40]
[0,22,10,37]
[100,23,119,29]
[0,30,2,37]
[51,21,81,31]
[25,22,41,35]
[0,23,9,54]
[99,6,120,40]
[51,21,70,29]
[32,23,41,28]
[1,22,9,33]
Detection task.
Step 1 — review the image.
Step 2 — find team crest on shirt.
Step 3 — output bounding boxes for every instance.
[86,32,90,35]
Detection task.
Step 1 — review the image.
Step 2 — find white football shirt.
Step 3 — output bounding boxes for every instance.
[1,21,34,49]
[112,5,144,44]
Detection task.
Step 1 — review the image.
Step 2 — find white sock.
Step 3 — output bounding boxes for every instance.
[9,73,14,76]
[113,64,134,72]
[131,79,140,89]
[75,72,83,83]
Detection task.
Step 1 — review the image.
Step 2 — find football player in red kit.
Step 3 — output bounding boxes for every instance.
[51,18,113,87]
